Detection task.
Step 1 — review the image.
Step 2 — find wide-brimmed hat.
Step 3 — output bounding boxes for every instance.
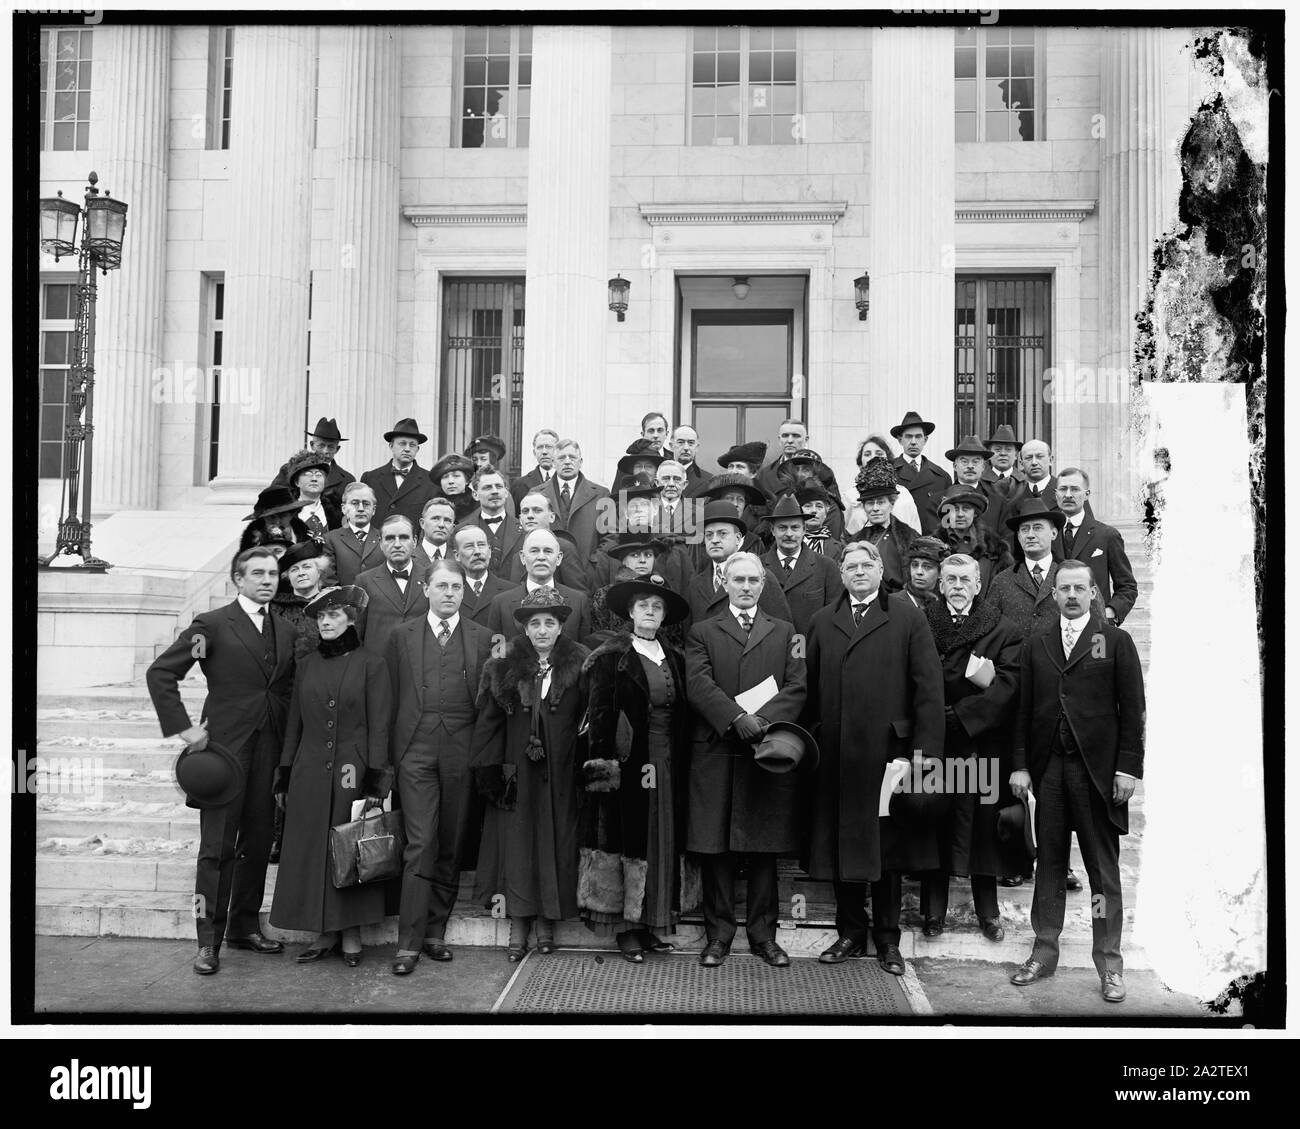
[304,584,370,618]
[430,453,475,482]
[718,440,768,469]
[175,739,245,808]
[904,535,948,566]
[607,530,667,560]
[795,479,844,512]
[512,586,573,624]
[767,493,807,523]
[937,482,988,515]
[619,472,663,501]
[996,797,1036,859]
[605,574,690,625]
[890,410,936,439]
[984,423,1023,450]
[279,540,328,571]
[383,417,428,443]
[307,416,346,443]
[945,435,994,462]
[700,499,748,535]
[855,457,900,501]
[1005,495,1066,532]
[754,721,820,774]
[465,434,507,462]
[701,473,767,509]
[784,447,824,467]
[617,440,670,476]
[243,485,310,522]
[284,448,331,484]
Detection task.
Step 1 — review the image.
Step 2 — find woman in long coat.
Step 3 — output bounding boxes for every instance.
[269,585,392,965]
[579,576,692,962]
[471,588,590,960]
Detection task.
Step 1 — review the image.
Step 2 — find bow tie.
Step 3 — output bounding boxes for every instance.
[391,569,409,581]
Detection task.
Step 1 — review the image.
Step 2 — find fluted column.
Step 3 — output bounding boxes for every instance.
[208,26,314,504]
[868,28,955,457]
[520,26,612,474]
[1097,28,1170,518]
[326,27,399,474]
[93,26,169,514]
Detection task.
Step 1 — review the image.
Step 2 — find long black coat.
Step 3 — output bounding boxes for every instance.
[849,516,917,594]
[354,563,430,658]
[983,559,1062,640]
[923,596,1029,878]
[684,610,807,854]
[684,565,793,632]
[759,546,843,638]
[359,462,435,531]
[1064,514,1139,624]
[803,589,945,882]
[269,640,393,933]
[894,454,951,535]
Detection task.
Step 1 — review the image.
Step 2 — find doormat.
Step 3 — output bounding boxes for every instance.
[495,950,911,1016]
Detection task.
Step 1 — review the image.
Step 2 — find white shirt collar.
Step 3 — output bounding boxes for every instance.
[525,577,555,593]
[422,538,446,558]
[300,498,325,515]
[427,611,460,635]
[1025,553,1051,570]
[1060,614,1087,650]
[779,547,801,564]
[1067,512,1085,530]
[236,593,267,618]
[630,635,666,662]
[728,604,756,622]
[851,590,879,609]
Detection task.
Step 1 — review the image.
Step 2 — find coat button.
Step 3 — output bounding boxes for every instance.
[326,720,334,728]
[326,741,334,749]
[328,699,336,707]
[324,761,333,770]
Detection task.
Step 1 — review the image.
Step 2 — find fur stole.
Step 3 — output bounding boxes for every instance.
[483,633,589,712]
[239,515,313,554]
[925,595,1002,657]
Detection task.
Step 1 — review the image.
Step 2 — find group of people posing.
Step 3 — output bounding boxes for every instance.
[146,407,1145,1005]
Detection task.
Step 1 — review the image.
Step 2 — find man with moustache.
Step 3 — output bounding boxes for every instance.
[464,467,517,574]
[685,501,792,628]
[982,424,1025,487]
[759,493,842,638]
[452,525,508,627]
[501,492,591,592]
[361,418,435,531]
[487,528,592,643]
[945,435,1007,538]
[1055,468,1138,625]
[323,482,383,586]
[891,411,951,535]
[510,428,560,507]
[900,536,946,609]
[355,515,431,657]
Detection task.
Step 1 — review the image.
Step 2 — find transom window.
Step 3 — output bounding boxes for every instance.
[955,26,1037,142]
[459,26,532,148]
[691,26,799,146]
[38,28,93,151]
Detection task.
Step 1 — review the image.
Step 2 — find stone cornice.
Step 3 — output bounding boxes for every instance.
[956,200,1097,223]
[639,202,848,226]
[403,205,529,226]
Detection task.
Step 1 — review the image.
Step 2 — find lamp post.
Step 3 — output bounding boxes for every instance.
[38,171,128,571]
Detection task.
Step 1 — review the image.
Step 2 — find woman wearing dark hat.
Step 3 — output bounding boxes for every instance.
[588,531,686,649]
[470,588,591,961]
[794,480,844,558]
[593,474,692,597]
[269,585,392,966]
[932,482,1014,592]
[268,540,336,662]
[846,434,922,534]
[465,433,507,473]
[238,486,313,556]
[612,439,671,493]
[579,575,692,962]
[429,453,479,523]
[846,457,916,593]
[285,449,343,541]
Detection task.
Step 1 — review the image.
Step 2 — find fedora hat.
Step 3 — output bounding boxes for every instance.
[996,797,1036,859]
[700,499,748,535]
[512,586,573,624]
[243,485,310,522]
[855,456,900,501]
[984,423,1023,449]
[945,435,994,462]
[383,417,428,444]
[175,739,245,808]
[768,493,807,522]
[937,482,988,516]
[465,434,507,462]
[607,530,667,559]
[718,440,768,470]
[307,416,346,443]
[304,584,370,618]
[284,448,332,484]
[605,573,690,625]
[701,473,767,509]
[1005,495,1066,531]
[753,721,820,774]
[890,410,936,439]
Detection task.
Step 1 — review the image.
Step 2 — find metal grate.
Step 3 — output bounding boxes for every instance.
[498,951,910,1015]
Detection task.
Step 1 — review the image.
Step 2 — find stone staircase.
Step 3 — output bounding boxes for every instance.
[35,522,1157,964]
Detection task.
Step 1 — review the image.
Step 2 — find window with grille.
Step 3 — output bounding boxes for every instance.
[690,26,799,146]
[954,26,1038,142]
[206,26,233,150]
[39,28,93,151]
[458,26,531,148]
[954,276,1051,444]
[39,281,78,477]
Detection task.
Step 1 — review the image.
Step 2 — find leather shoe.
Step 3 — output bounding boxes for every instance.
[979,919,1006,943]
[1010,958,1054,985]
[998,874,1024,887]
[535,940,557,955]
[391,952,419,975]
[877,943,906,976]
[1066,868,1082,892]
[638,931,676,953]
[295,941,339,963]
[750,939,790,968]
[193,946,219,975]
[342,949,363,968]
[421,941,453,962]
[922,918,944,938]
[506,945,527,963]
[1101,971,1127,1003]
[228,932,283,954]
[819,936,869,964]
[699,939,730,968]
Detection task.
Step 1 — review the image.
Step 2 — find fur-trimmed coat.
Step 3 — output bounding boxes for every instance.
[469,634,590,920]
[922,595,1031,878]
[239,515,313,555]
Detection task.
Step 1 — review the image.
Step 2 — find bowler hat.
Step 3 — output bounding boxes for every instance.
[607,530,667,559]
[754,721,820,774]
[465,434,507,462]
[768,493,807,522]
[890,410,936,439]
[383,417,428,444]
[430,453,475,482]
[904,535,948,566]
[700,499,748,535]
[945,435,994,462]
[605,573,690,625]
[304,584,370,618]
[701,473,767,509]
[984,423,1023,450]
[996,797,1036,859]
[175,739,245,808]
[937,482,988,515]
[855,456,900,501]
[512,586,573,624]
[284,448,332,484]
[243,485,310,522]
[1005,496,1066,531]
[718,440,768,470]
[307,416,347,443]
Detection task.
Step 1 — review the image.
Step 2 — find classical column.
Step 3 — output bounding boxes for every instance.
[520,25,613,474]
[93,26,170,515]
[1097,28,1172,517]
[868,27,955,457]
[326,27,399,474]
[208,26,314,504]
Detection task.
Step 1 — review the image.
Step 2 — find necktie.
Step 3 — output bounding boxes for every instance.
[952,613,966,627]
[853,602,868,627]
[256,606,267,633]
[737,611,752,635]
[714,567,724,592]
[1031,564,1044,587]
[1064,622,1078,655]
[437,619,451,647]
[1064,524,1077,554]
[912,459,921,473]
[1030,485,1040,496]
[782,556,795,573]
[355,527,368,544]
[472,579,483,598]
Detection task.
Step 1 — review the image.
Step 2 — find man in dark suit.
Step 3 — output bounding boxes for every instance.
[323,482,383,585]
[891,410,951,534]
[671,424,708,493]
[360,418,435,531]
[803,540,945,978]
[760,493,841,637]
[270,416,355,511]
[537,439,610,575]
[981,422,1025,488]
[685,551,808,968]
[945,435,1007,538]
[685,501,793,629]
[501,492,592,592]
[983,498,1066,640]
[753,420,844,515]
[386,558,494,974]
[993,438,1057,540]
[146,547,297,975]
[355,514,430,657]
[1056,468,1138,625]
[412,496,456,574]
[487,529,592,643]
[451,524,509,627]
[1010,561,1145,1003]
[509,428,560,507]
[466,467,516,574]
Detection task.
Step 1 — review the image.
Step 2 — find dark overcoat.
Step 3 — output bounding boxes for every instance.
[271,459,356,512]
[983,559,1062,640]
[759,546,843,637]
[269,640,393,932]
[803,589,945,882]
[1063,514,1139,624]
[684,565,794,631]
[894,454,951,535]
[487,582,592,643]
[354,563,431,657]
[323,524,383,586]
[849,516,917,593]
[359,462,435,531]
[683,610,807,854]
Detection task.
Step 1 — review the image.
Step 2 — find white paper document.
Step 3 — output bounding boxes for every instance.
[965,653,996,689]
[1026,792,1037,850]
[734,676,778,716]
[879,758,910,817]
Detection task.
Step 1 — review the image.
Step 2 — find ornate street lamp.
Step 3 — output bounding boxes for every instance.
[607,274,629,322]
[854,272,870,321]
[38,171,128,571]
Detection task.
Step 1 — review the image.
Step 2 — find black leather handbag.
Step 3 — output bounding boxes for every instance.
[328,809,406,888]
